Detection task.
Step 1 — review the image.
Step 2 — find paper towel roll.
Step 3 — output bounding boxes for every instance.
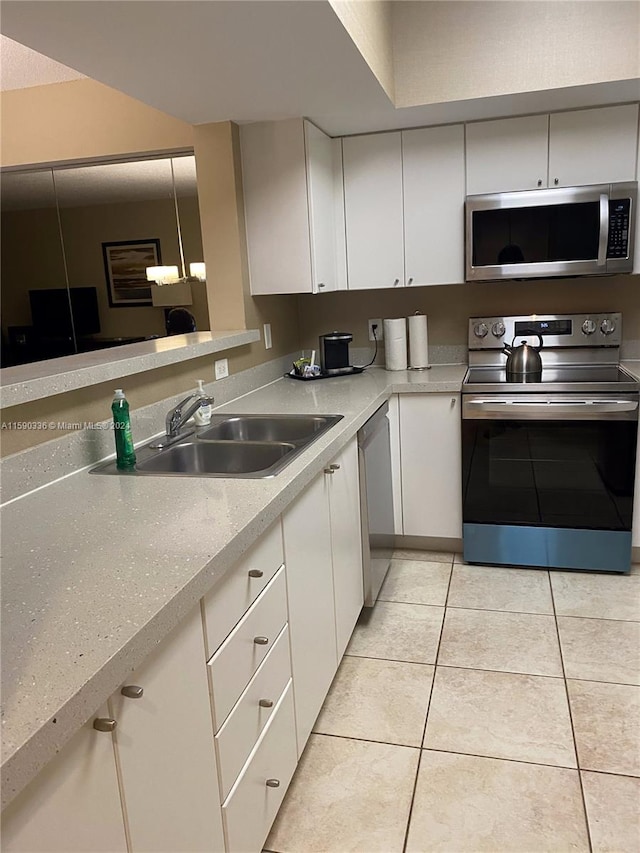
[384,318,408,371]
[408,313,429,369]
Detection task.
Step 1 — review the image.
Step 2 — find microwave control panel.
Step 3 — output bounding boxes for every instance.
[607,199,630,259]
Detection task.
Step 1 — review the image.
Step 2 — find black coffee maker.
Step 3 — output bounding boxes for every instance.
[319,331,354,375]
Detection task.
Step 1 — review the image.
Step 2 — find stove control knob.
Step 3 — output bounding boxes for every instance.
[581,319,597,335]
[473,322,489,338]
[600,318,616,336]
[491,322,506,338]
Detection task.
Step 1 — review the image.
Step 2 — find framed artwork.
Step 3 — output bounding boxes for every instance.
[102,239,161,307]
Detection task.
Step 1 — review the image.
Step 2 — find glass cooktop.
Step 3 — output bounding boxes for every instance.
[464,365,639,394]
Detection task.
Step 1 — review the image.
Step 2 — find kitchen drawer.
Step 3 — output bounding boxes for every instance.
[203,520,284,656]
[215,624,291,801]
[222,680,297,853]
[208,567,287,729]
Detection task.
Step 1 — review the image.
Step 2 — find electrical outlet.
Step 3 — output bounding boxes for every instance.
[368,319,383,341]
[214,358,229,380]
[263,323,272,350]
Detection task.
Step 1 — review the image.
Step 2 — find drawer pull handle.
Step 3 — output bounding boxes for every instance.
[94,718,117,733]
[254,636,269,645]
[121,685,144,699]
[259,698,274,708]
[330,463,340,470]
[248,569,264,578]
[324,468,335,475]
[266,779,280,788]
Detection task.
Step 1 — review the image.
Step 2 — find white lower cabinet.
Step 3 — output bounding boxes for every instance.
[221,681,297,853]
[282,469,338,755]
[633,419,640,550]
[328,439,364,658]
[2,706,127,853]
[110,603,225,853]
[400,394,462,539]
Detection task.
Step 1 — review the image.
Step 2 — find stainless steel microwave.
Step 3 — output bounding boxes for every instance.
[465,182,636,281]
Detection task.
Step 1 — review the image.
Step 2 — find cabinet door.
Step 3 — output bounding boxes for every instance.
[2,707,127,853]
[400,394,462,539]
[635,126,640,275]
[343,131,405,289]
[305,121,345,293]
[282,471,338,755]
[403,124,465,285]
[328,438,364,658]
[549,104,639,188]
[111,604,225,853]
[466,114,549,194]
[241,119,313,294]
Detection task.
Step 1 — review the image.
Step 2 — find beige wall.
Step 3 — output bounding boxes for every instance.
[297,275,640,353]
[329,0,395,101]
[0,79,194,168]
[392,1,640,108]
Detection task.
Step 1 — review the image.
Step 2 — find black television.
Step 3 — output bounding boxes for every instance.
[29,287,101,338]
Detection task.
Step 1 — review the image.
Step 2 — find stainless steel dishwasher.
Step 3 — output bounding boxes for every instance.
[358,401,395,606]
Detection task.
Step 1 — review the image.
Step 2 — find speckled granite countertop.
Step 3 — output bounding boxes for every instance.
[1,365,466,808]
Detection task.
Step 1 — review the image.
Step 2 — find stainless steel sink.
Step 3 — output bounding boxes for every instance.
[136,441,296,477]
[197,414,341,443]
[90,413,343,478]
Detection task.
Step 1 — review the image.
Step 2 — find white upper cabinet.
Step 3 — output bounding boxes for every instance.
[548,104,640,188]
[466,114,550,195]
[241,119,345,294]
[402,124,465,285]
[343,131,405,290]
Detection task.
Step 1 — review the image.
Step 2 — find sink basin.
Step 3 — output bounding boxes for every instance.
[197,415,341,443]
[90,413,343,479]
[136,441,296,477]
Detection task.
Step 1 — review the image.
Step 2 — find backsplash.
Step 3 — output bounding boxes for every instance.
[297,274,640,360]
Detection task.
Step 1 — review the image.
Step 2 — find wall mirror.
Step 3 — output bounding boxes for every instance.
[1,154,208,367]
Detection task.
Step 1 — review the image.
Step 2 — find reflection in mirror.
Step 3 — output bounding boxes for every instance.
[0,154,209,367]
[172,156,208,332]
[1,169,73,365]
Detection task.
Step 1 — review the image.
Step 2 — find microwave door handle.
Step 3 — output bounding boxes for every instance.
[597,194,608,267]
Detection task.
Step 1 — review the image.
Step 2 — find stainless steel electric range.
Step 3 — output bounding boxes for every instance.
[461,313,639,573]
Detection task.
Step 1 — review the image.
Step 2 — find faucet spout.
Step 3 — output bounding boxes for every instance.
[165,393,215,439]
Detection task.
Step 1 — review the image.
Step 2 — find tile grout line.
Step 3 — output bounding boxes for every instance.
[401,556,456,853]
[548,570,594,853]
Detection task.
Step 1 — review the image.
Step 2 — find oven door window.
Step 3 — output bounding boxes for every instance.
[462,419,636,530]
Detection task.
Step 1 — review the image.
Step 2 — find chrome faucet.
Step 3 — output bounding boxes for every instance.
[150,392,215,449]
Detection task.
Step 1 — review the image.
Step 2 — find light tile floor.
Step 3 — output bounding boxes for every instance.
[266,553,640,853]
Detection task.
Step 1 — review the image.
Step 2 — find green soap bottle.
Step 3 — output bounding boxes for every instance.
[112,389,136,470]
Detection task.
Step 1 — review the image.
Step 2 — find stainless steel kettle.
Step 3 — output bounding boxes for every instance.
[502,333,543,378]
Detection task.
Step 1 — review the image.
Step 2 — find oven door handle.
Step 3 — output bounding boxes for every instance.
[466,400,638,415]
[597,193,609,267]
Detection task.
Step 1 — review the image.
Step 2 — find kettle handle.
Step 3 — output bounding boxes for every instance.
[510,331,544,351]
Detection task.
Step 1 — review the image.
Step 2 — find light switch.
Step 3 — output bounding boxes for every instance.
[214,359,229,380]
[263,323,272,350]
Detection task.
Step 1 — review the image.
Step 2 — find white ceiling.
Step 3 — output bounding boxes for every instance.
[0,34,85,90]
[0,1,637,137]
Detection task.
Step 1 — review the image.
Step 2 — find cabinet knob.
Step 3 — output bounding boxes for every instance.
[318,282,325,289]
[537,179,542,187]
[393,279,400,286]
[253,636,269,645]
[407,277,414,285]
[266,779,281,788]
[259,698,274,708]
[554,177,559,185]
[93,718,117,732]
[330,463,341,471]
[324,468,335,475]
[248,569,264,578]
[120,685,144,699]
